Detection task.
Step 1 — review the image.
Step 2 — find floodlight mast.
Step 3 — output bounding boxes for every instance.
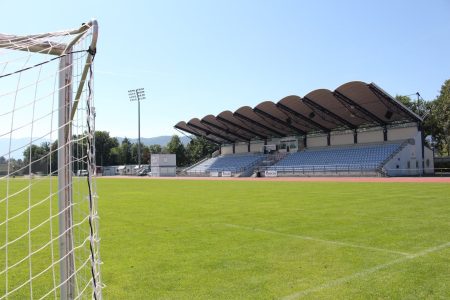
[128,88,146,170]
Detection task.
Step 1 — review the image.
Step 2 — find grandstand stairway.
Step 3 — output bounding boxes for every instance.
[261,153,289,166]
[185,153,266,177]
[376,139,412,176]
[179,156,212,176]
[248,153,289,177]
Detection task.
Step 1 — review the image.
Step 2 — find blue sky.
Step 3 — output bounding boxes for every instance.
[2,0,450,138]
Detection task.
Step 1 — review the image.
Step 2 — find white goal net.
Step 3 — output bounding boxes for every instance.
[0,20,101,299]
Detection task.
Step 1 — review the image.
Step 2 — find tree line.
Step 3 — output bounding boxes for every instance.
[94,132,218,167]
[395,79,450,156]
[0,133,218,175]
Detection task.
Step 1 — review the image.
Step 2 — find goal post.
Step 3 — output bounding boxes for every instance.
[58,50,75,300]
[0,20,101,299]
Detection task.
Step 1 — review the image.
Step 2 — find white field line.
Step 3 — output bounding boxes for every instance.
[281,241,450,299]
[223,223,411,256]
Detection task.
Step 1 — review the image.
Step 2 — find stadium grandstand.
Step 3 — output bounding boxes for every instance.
[175,81,435,177]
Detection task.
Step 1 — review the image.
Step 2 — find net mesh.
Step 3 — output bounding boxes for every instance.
[0,21,101,299]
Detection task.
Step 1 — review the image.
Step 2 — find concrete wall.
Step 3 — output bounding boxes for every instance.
[221,145,233,155]
[269,138,281,145]
[331,133,354,145]
[235,142,249,154]
[388,126,418,141]
[384,143,418,176]
[383,131,424,176]
[152,166,176,177]
[250,141,264,153]
[102,166,119,176]
[424,147,434,174]
[151,154,176,167]
[358,130,384,144]
[307,135,327,148]
[151,154,176,177]
[280,137,299,152]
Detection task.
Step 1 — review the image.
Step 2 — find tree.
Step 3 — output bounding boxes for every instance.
[397,79,450,156]
[110,146,122,165]
[142,145,150,165]
[23,143,51,174]
[3,158,24,176]
[148,144,162,154]
[164,135,187,166]
[434,79,450,155]
[50,140,58,173]
[95,131,119,166]
[21,140,58,174]
[395,95,439,149]
[131,143,148,165]
[120,137,132,164]
[395,94,429,117]
[185,136,219,164]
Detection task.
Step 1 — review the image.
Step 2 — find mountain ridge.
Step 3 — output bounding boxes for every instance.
[115,135,190,146]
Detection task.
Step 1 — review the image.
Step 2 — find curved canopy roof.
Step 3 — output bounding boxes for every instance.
[175,81,422,144]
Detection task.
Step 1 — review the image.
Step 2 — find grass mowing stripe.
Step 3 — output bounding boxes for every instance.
[282,241,450,300]
[224,223,412,256]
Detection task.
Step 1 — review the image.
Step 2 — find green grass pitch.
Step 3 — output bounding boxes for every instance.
[98,179,450,299]
[2,178,450,299]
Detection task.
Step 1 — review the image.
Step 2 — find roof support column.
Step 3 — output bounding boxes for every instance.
[303,136,307,149]
[327,133,331,146]
[248,142,250,153]
[383,126,388,141]
[233,144,235,154]
[354,129,358,144]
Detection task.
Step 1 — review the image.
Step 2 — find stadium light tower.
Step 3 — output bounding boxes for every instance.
[128,88,146,169]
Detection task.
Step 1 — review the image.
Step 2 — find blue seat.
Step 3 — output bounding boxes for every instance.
[188,153,265,174]
[271,143,402,172]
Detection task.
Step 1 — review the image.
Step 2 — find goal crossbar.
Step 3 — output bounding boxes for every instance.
[0,21,96,56]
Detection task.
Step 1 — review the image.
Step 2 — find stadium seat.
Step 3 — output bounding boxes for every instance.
[270,142,402,173]
[187,153,265,175]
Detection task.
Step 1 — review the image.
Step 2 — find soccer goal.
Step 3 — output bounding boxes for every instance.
[0,20,101,299]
